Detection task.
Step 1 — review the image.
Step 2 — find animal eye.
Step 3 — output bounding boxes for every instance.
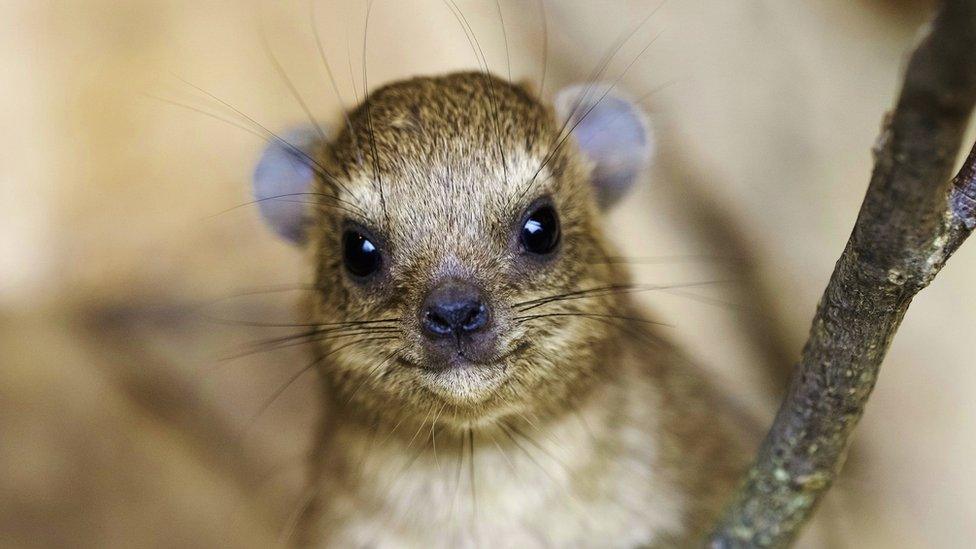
[342,230,382,278]
[520,205,561,255]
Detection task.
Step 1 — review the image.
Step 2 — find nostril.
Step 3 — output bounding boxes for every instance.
[423,309,454,336]
[461,303,488,332]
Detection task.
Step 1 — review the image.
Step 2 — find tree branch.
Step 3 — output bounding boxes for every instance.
[706,1,976,546]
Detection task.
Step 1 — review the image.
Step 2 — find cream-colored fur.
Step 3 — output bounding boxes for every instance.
[305,355,685,548]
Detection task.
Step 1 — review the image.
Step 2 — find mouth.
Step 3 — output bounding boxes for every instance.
[400,340,530,372]
[395,340,530,403]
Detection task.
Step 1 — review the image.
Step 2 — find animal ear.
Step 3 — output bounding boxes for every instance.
[554,84,653,209]
[252,125,328,244]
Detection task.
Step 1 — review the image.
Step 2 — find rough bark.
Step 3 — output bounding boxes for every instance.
[706,1,976,546]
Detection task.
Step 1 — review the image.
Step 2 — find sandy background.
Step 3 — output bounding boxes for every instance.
[1,0,972,546]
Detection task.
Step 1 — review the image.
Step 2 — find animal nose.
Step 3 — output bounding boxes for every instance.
[420,282,490,339]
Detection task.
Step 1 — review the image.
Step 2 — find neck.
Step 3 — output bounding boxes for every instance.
[306,341,685,548]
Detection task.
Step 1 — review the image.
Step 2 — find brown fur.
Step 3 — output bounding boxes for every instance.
[294,72,756,547]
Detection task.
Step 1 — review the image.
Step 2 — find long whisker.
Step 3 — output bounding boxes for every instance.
[659,288,757,314]
[341,344,408,406]
[145,93,269,141]
[204,315,401,329]
[171,75,363,203]
[345,8,360,106]
[593,253,739,265]
[278,483,319,547]
[537,0,548,96]
[495,421,578,510]
[449,426,466,532]
[260,29,330,144]
[514,311,671,328]
[430,402,447,472]
[405,400,438,450]
[517,26,664,207]
[485,427,518,476]
[222,326,400,361]
[239,336,392,437]
[442,0,510,189]
[506,422,569,472]
[206,192,365,221]
[174,77,327,173]
[361,0,391,231]
[512,1,666,207]
[512,16,647,209]
[237,324,397,353]
[152,83,366,217]
[467,427,478,534]
[309,0,357,140]
[514,279,732,311]
[636,77,680,106]
[147,95,354,214]
[493,0,511,82]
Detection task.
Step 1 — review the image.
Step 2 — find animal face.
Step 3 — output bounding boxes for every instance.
[254,72,652,426]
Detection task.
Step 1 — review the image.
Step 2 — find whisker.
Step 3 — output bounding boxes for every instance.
[518,313,671,353]
[660,288,757,315]
[310,0,365,168]
[496,421,577,509]
[430,402,447,472]
[498,420,591,516]
[204,316,401,329]
[309,0,356,138]
[511,17,643,208]
[145,93,269,141]
[342,344,409,406]
[467,427,478,534]
[259,28,330,145]
[442,0,510,190]
[345,8,360,106]
[448,423,466,536]
[537,0,548,96]
[278,483,318,547]
[170,75,363,211]
[240,323,398,351]
[493,0,512,82]
[221,326,400,361]
[514,311,672,328]
[486,427,518,476]
[147,94,362,217]
[514,279,732,311]
[512,1,666,207]
[636,77,681,105]
[197,284,319,320]
[507,422,570,472]
[405,400,438,451]
[521,27,664,206]
[205,193,365,221]
[593,253,740,265]
[378,410,409,447]
[361,0,391,231]
[239,336,393,437]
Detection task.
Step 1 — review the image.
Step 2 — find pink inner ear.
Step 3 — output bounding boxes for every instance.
[555,84,653,209]
[252,126,326,244]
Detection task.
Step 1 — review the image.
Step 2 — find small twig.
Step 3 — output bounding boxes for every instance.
[707,1,976,546]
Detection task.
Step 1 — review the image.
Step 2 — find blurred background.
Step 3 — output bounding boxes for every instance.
[2,0,972,546]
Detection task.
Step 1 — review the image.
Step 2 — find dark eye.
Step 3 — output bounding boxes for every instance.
[342,230,382,278]
[520,205,561,255]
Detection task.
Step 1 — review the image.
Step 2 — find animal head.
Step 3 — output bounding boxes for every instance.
[253,72,652,427]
